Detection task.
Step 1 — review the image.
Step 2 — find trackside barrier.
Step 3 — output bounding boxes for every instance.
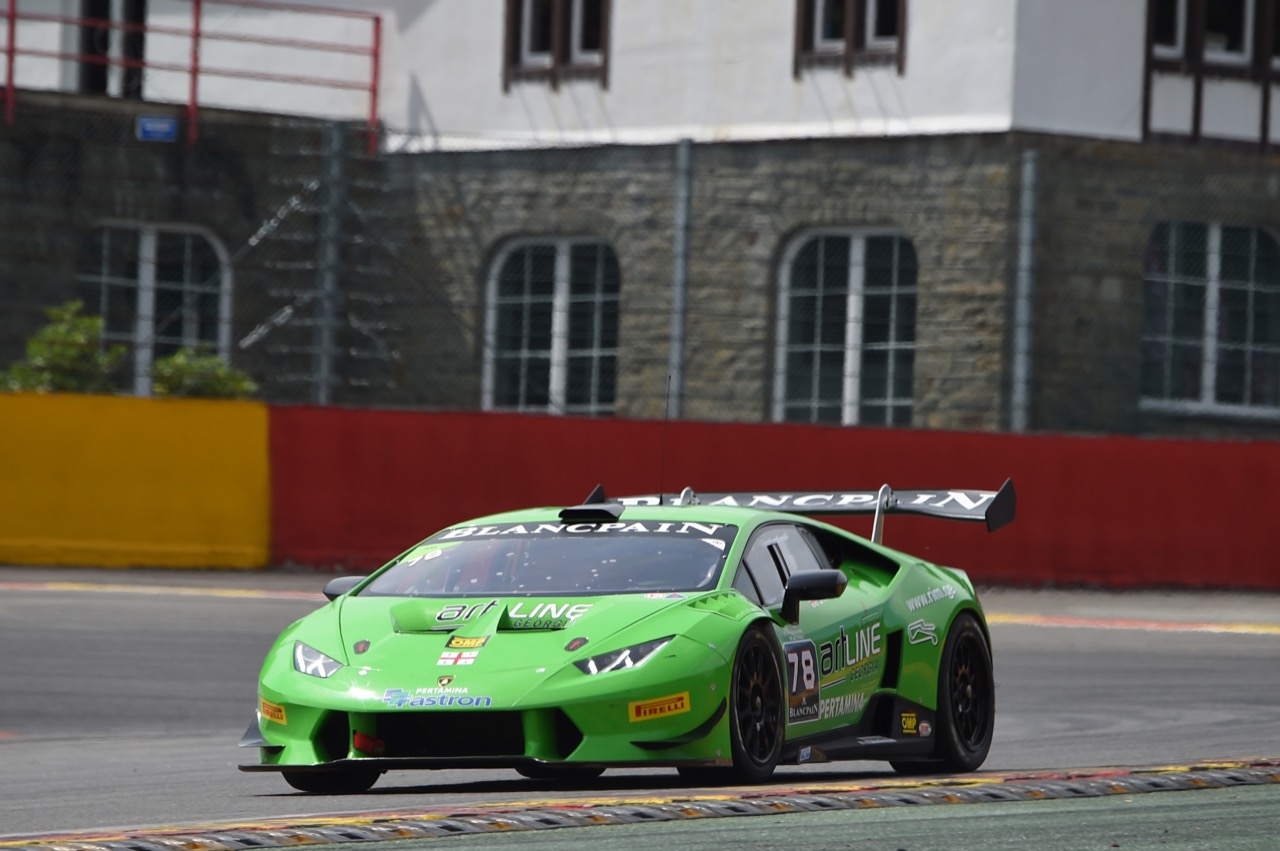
[0,393,269,568]
[2,396,1274,588]
[268,407,1280,591]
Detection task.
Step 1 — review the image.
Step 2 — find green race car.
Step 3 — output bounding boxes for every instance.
[239,480,1015,793]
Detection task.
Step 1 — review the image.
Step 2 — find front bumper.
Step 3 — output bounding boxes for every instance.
[240,640,733,770]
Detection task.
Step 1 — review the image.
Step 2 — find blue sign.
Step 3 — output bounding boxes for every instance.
[135,116,179,142]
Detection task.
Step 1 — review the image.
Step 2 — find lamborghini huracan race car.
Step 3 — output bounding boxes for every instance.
[240,480,1015,793]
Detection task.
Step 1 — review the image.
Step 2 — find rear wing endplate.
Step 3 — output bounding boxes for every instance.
[617,478,1015,544]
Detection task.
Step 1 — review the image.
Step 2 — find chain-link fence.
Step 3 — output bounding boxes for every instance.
[4,91,1280,438]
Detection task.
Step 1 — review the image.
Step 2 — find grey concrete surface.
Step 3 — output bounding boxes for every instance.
[1,566,1278,841]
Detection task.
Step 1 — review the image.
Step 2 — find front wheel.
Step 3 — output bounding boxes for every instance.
[281,768,381,794]
[725,624,785,783]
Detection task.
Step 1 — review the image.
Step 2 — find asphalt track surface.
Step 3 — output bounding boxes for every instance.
[1,566,1278,848]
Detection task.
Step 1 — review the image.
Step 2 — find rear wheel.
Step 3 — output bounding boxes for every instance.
[281,768,381,794]
[891,611,994,775]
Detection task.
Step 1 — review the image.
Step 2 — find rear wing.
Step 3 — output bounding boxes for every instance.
[615,479,1015,545]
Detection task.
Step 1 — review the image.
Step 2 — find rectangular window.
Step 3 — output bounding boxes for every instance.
[1203,0,1252,64]
[867,0,900,47]
[1151,0,1262,66]
[486,239,619,416]
[1152,0,1184,59]
[76,224,231,396]
[1272,0,1280,67]
[505,0,610,90]
[521,0,555,67]
[815,0,848,51]
[1142,221,1280,416]
[776,231,917,426]
[795,0,905,77]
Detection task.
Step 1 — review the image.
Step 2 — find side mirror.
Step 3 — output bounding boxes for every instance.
[322,575,366,601]
[779,569,848,625]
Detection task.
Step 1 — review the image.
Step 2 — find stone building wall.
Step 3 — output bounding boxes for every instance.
[5,91,1280,438]
[403,135,1023,430]
[0,93,412,406]
[1028,134,1280,439]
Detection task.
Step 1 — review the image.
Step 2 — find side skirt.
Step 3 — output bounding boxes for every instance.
[781,695,936,764]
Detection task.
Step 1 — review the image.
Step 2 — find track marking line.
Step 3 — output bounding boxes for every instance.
[0,581,321,601]
[987,612,1280,636]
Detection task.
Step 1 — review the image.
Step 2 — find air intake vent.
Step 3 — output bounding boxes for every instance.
[375,711,525,758]
[317,711,352,761]
[553,709,584,758]
[880,629,902,691]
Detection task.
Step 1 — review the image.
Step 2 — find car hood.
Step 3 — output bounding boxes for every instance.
[330,591,705,675]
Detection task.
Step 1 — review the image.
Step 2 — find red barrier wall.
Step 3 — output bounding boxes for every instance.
[269,407,1280,590]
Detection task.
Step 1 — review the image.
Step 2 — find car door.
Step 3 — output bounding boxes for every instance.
[738,523,886,734]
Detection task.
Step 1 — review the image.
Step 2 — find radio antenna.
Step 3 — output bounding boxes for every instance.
[657,374,673,506]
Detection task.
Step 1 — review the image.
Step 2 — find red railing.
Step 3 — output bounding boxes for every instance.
[1,0,381,154]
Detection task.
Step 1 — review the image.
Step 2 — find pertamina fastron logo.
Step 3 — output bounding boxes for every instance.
[628,692,691,722]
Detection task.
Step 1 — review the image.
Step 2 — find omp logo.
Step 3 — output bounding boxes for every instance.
[629,692,691,722]
[260,698,287,725]
[446,635,489,649]
[901,712,918,735]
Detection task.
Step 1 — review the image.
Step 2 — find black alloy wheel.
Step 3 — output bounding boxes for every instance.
[892,611,994,775]
[945,615,994,759]
[727,624,785,782]
[676,624,785,786]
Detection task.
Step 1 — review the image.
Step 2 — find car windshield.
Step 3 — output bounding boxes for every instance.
[359,521,737,597]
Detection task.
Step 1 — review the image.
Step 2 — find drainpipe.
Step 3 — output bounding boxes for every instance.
[1011,149,1037,433]
[667,138,692,419]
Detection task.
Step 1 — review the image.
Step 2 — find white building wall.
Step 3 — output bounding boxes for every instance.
[4,0,79,94]
[143,0,376,121]
[1010,0,1147,141]
[4,0,1273,150]
[385,0,1018,148]
[1200,78,1264,142]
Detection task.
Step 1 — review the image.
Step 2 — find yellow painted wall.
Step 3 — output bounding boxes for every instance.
[0,393,270,568]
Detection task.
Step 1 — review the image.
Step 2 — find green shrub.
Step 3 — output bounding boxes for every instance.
[151,347,258,399]
[0,301,126,393]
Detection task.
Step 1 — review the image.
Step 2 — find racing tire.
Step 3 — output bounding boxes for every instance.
[726,624,786,783]
[281,768,381,794]
[515,764,606,781]
[891,611,994,775]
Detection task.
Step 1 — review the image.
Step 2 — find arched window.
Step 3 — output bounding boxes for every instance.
[775,230,917,426]
[76,223,232,396]
[484,238,619,416]
[1142,221,1280,415]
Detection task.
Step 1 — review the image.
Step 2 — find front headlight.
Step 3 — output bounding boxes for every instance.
[574,636,673,675]
[293,641,343,678]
